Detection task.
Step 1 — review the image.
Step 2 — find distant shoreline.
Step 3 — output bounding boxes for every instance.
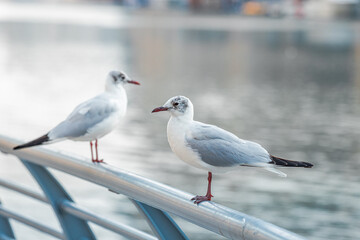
[0,2,358,32]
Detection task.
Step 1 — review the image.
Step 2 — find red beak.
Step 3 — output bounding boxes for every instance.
[152,106,169,113]
[127,80,140,85]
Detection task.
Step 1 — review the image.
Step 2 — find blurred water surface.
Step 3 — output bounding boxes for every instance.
[0,4,360,240]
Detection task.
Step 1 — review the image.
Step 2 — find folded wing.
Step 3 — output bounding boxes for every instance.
[49,96,118,139]
[186,122,271,167]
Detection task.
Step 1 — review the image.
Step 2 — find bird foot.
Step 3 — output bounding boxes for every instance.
[92,159,104,163]
[191,194,213,205]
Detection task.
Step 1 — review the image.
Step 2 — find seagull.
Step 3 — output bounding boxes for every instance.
[13,70,140,163]
[152,96,313,204]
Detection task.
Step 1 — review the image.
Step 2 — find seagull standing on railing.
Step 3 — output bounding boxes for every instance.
[13,70,140,163]
[152,96,313,204]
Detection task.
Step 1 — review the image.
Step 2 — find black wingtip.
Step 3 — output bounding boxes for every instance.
[303,162,313,168]
[270,155,313,168]
[13,134,50,150]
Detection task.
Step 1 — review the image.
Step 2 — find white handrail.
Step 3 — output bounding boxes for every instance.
[0,135,307,240]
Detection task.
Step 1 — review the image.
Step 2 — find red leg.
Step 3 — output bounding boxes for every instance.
[94,139,103,163]
[191,172,213,204]
[90,141,95,162]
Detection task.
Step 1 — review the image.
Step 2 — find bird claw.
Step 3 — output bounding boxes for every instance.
[191,195,212,205]
[92,159,104,163]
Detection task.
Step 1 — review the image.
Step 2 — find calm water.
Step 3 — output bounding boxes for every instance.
[0,5,360,240]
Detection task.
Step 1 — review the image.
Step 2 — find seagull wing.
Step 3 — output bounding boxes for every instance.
[186,122,271,167]
[48,95,119,139]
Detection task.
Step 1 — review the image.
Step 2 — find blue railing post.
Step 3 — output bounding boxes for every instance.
[22,160,96,240]
[132,200,189,240]
[0,201,15,240]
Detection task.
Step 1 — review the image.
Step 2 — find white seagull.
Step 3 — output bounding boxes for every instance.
[152,96,313,204]
[13,70,140,163]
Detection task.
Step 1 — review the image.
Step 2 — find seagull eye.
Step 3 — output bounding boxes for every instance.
[173,102,179,107]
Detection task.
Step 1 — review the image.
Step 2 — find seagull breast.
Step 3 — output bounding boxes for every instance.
[167,117,221,171]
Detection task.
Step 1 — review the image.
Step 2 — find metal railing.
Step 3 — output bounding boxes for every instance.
[0,135,307,240]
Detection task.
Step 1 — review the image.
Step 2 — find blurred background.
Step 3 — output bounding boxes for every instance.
[1,0,360,239]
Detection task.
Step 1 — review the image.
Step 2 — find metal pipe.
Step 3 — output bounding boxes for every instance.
[0,135,307,240]
[0,178,48,203]
[0,179,157,240]
[22,160,96,240]
[0,206,64,239]
[60,200,157,240]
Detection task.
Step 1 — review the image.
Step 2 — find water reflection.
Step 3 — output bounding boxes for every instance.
[0,16,360,240]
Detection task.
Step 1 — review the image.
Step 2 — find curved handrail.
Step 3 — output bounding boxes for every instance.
[0,135,306,240]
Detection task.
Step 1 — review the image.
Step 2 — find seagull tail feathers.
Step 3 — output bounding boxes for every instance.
[264,167,287,177]
[270,155,313,168]
[13,134,50,150]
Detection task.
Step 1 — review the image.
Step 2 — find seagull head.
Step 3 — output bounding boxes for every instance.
[152,96,194,119]
[106,70,140,91]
